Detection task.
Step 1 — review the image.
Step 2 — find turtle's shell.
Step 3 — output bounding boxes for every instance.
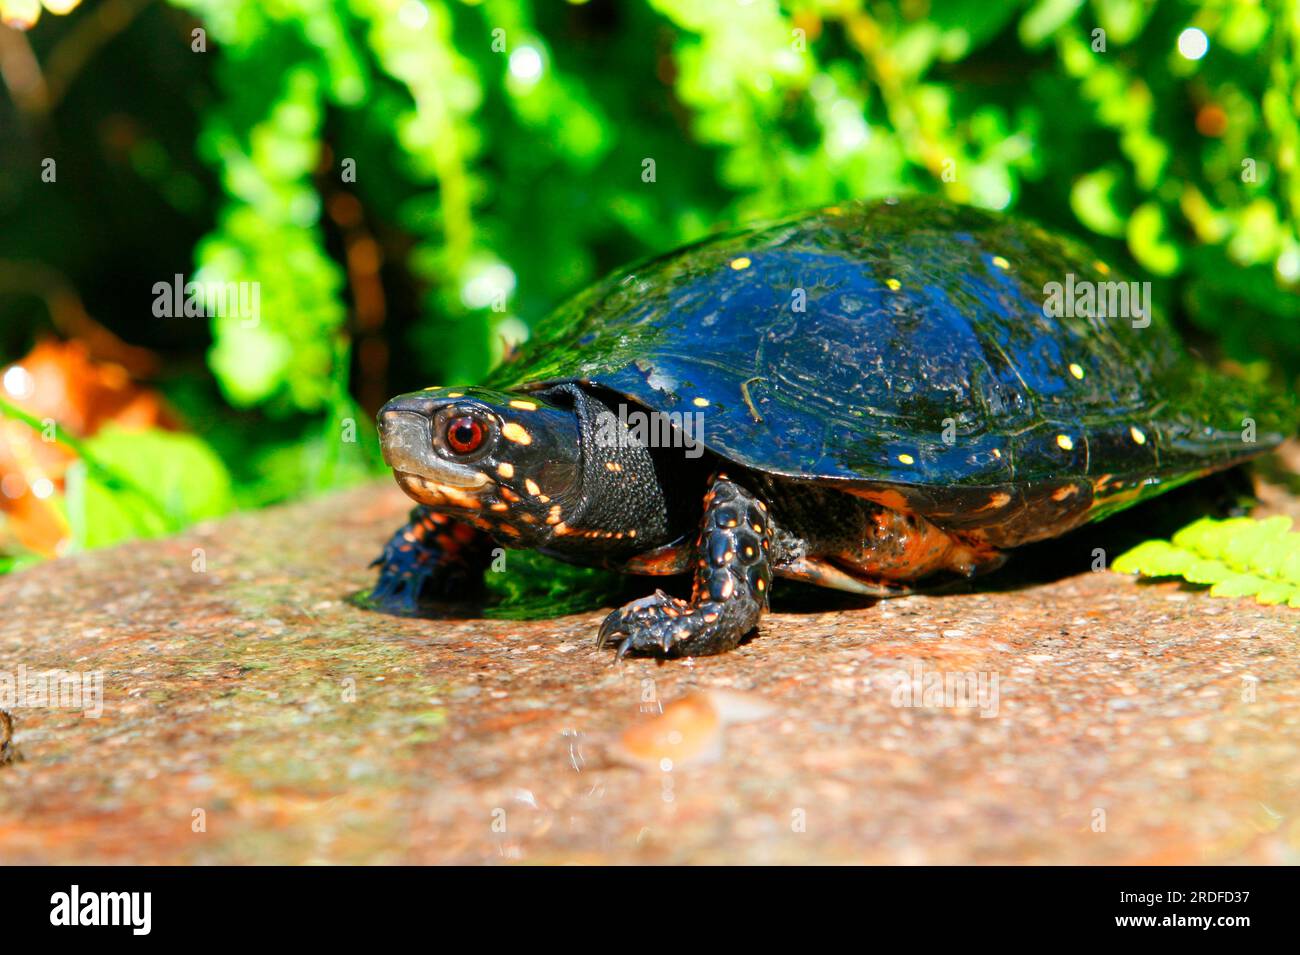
[486,198,1291,546]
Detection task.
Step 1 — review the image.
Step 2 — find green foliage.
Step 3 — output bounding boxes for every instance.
[1112,515,1300,607]
[170,1,350,413]
[0,395,234,552]
[482,550,624,620]
[64,426,234,550]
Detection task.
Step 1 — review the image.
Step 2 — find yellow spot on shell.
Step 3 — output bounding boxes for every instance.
[1094,260,1110,276]
[992,448,1002,458]
[991,255,1010,270]
[885,278,902,291]
[501,422,532,445]
[446,392,463,398]
[525,478,541,496]
[729,257,752,270]
[497,462,514,479]
[509,399,538,411]
[897,453,915,465]
[692,396,709,407]
[1130,426,1147,445]
[1069,363,1085,379]
[605,461,623,472]
[1056,434,1074,451]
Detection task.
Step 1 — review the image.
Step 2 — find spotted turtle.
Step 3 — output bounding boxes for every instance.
[371,197,1290,657]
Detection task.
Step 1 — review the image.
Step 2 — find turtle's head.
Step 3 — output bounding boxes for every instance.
[377,385,586,545]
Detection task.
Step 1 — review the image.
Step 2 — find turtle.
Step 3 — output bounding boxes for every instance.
[369,196,1291,658]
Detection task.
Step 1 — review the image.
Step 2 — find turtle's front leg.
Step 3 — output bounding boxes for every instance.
[370,506,493,612]
[599,477,776,659]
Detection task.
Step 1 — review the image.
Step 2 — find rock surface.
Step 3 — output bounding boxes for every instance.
[1,481,1297,864]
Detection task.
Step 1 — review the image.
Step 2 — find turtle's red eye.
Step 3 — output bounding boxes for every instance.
[445,416,485,455]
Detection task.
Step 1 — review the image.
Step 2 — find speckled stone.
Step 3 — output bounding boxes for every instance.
[0,481,1297,864]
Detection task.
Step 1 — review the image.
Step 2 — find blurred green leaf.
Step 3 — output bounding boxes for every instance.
[65,428,234,551]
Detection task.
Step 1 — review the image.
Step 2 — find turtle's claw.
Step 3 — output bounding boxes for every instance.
[596,610,625,649]
[598,477,773,658]
[598,590,697,659]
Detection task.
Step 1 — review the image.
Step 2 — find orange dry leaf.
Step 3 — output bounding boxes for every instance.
[0,338,175,555]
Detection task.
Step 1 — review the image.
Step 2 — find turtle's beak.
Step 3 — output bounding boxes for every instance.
[377,395,489,490]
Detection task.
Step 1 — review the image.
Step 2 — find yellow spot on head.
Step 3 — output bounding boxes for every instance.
[897,453,915,465]
[446,392,463,398]
[1056,434,1074,451]
[991,255,1010,270]
[497,462,514,479]
[1130,426,1147,445]
[508,399,538,411]
[524,478,541,496]
[729,257,752,271]
[501,422,532,445]
[1069,363,1085,380]
[692,396,709,408]
[605,461,622,472]
[885,278,902,291]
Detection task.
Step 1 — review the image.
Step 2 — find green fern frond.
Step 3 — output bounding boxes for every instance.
[1112,516,1300,608]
